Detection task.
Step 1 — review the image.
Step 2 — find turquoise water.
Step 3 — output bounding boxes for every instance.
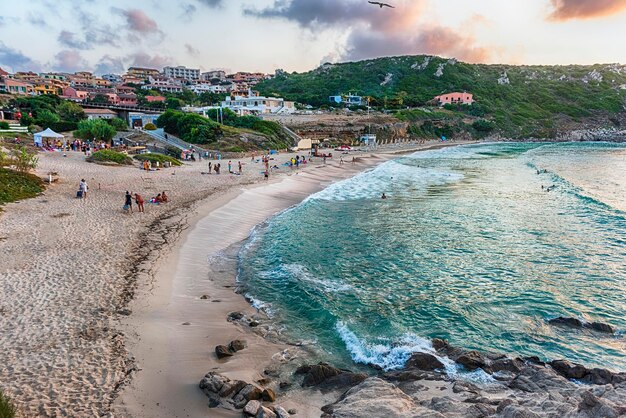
[237,142,626,373]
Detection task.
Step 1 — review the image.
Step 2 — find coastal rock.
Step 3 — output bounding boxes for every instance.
[288,409,297,415]
[215,345,233,359]
[261,388,276,402]
[208,398,220,408]
[405,352,445,371]
[219,380,247,398]
[199,372,231,395]
[491,358,524,374]
[456,351,487,371]
[229,339,247,352]
[547,317,615,334]
[200,294,210,299]
[273,406,290,418]
[233,384,263,408]
[243,400,262,416]
[322,377,445,418]
[228,311,245,321]
[550,360,587,380]
[295,363,367,389]
[256,406,277,418]
[431,338,448,351]
[577,391,618,418]
[499,404,542,418]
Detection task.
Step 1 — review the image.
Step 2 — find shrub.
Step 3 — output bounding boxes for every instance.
[0,121,9,129]
[0,389,17,418]
[109,118,128,131]
[35,109,60,127]
[0,167,44,205]
[472,119,496,132]
[11,147,38,172]
[144,123,157,130]
[75,119,116,143]
[88,150,133,165]
[56,101,85,122]
[49,121,78,133]
[134,153,182,166]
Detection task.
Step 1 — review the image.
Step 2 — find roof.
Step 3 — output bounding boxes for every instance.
[83,108,117,115]
[34,128,64,138]
[0,67,9,76]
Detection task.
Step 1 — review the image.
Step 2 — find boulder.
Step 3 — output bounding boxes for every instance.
[577,391,619,418]
[243,400,262,416]
[200,294,210,300]
[256,406,277,418]
[296,363,367,389]
[215,345,233,359]
[261,388,276,402]
[432,338,449,351]
[273,405,290,418]
[207,398,220,408]
[491,358,524,374]
[219,380,247,398]
[229,339,247,352]
[550,360,588,380]
[548,317,583,328]
[499,404,542,418]
[405,352,444,371]
[233,384,263,408]
[199,372,231,395]
[456,351,487,371]
[588,322,615,334]
[228,311,244,320]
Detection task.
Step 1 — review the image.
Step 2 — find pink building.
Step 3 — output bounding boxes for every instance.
[63,86,89,101]
[434,92,474,106]
[145,95,166,103]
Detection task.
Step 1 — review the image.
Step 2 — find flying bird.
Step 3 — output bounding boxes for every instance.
[368,1,395,8]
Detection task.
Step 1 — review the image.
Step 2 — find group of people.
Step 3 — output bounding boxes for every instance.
[123,191,169,213]
[288,155,308,169]
[45,139,109,155]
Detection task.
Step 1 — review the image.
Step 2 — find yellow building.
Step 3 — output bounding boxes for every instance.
[34,83,60,95]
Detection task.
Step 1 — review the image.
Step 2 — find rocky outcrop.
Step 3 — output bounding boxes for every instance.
[549,360,626,385]
[404,352,444,371]
[548,317,616,334]
[199,372,263,409]
[321,378,445,418]
[215,339,247,359]
[295,363,367,389]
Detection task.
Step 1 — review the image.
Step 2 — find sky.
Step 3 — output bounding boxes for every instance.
[2,0,626,75]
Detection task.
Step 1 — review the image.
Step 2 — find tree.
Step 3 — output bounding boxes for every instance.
[57,101,86,122]
[166,98,182,110]
[35,109,60,127]
[76,119,116,144]
[109,117,128,131]
[90,94,110,105]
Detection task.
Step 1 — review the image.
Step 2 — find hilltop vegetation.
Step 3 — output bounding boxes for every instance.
[156,109,291,151]
[257,56,626,138]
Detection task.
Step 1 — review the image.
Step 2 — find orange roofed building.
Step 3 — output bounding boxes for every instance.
[434,92,474,106]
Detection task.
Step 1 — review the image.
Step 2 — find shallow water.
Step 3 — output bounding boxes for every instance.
[238,142,626,372]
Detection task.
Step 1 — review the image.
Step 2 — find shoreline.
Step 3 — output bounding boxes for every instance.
[113,140,475,417]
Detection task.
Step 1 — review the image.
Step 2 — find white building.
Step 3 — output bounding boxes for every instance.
[163,66,200,81]
[102,74,122,83]
[189,83,231,94]
[141,84,183,93]
[221,92,295,115]
[200,70,226,81]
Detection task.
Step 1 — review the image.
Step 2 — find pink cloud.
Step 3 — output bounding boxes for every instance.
[549,0,626,20]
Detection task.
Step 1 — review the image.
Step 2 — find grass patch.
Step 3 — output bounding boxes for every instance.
[133,153,183,166]
[0,389,16,418]
[0,167,44,206]
[87,150,133,165]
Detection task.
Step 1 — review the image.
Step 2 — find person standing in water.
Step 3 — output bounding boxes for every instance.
[381,193,387,199]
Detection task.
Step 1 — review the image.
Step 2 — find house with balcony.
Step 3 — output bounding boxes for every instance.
[433,92,474,106]
[221,91,295,115]
[0,78,32,95]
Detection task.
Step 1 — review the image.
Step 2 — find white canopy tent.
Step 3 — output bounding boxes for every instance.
[33,128,64,146]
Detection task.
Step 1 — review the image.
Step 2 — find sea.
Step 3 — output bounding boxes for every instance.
[237,142,626,375]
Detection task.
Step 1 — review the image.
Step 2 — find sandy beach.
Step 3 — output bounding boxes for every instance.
[0,140,466,417]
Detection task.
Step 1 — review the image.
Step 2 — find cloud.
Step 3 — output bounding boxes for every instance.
[197,0,223,7]
[181,3,197,20]
[0,16,6,27]
[185,44,200,56]
[58,31,89,50]
[53,50,88,73]
[113,8,161,34]
[245,0,490,63]
[0,42,41,72]
[27,12,49,28]
[126,52,172,69]
[94,55,125,75]
[548,0,626,20]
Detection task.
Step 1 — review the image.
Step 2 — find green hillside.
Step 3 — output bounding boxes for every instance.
[257,56,626,138]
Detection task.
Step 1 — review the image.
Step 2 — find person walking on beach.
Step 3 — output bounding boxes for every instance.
[124,191,133,214]
[340,156,344,165]
[134,193,145,213]
[79,179,88,199]
[323,155,327,165]
[208,161,212,173]
[228,160,232,173]
[238,161,242,174]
